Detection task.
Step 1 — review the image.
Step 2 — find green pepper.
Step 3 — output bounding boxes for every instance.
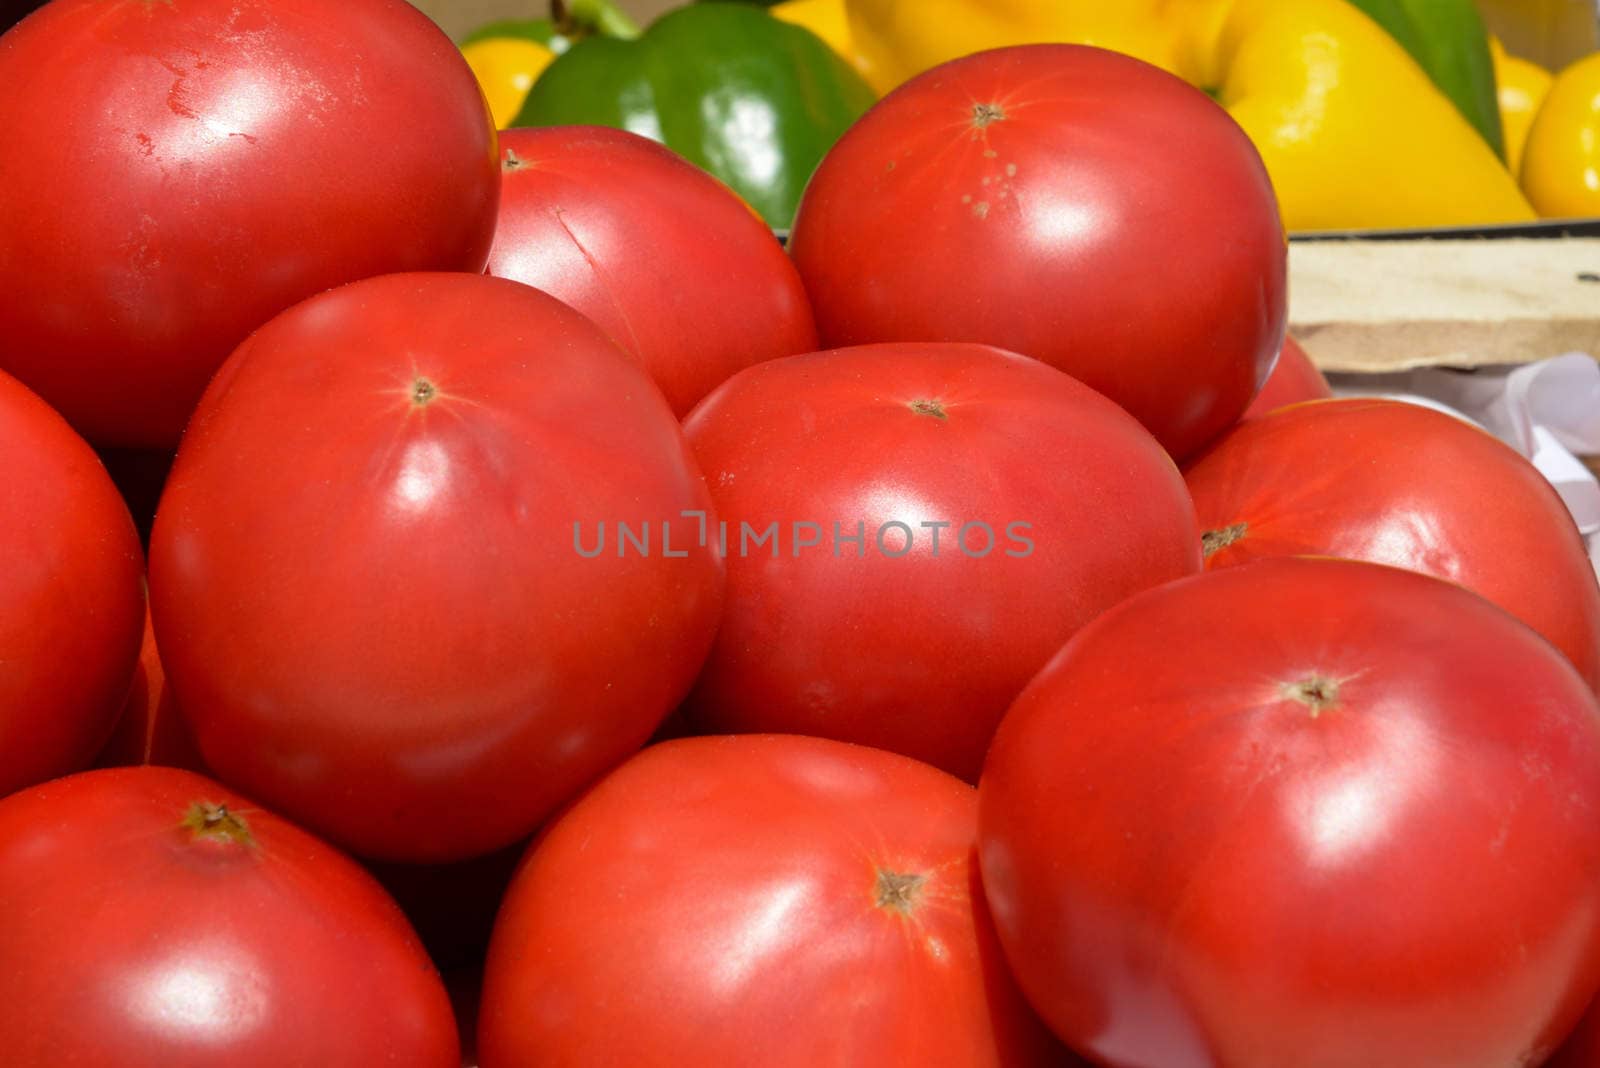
[511,0,877,229]
[1345,0,1505,160]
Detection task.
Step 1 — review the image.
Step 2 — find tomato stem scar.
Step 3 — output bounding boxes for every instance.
[1283,676,1341,717]
[1201,522,1248,558]
[875,869,926,913]
[971,103,1006,128]
[183,802,254,846]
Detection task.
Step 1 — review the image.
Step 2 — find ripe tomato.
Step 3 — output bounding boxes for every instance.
[487,126,818,416]
[0,766,458,1066]
[0,0,499,448]
[149,273,724,863]
[93,605,204,773]
[680,342,1200,781]
[0,368,144,797]
[1184,397,1600,690]
[479,734,1071,1067]
[979,558,1600,1068]
[788,44,1286,460]
[1241,336,1331,421]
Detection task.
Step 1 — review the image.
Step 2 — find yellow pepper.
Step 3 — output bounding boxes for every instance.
[844,0,1536,231]
[771,0,881,91]
[1489,37,1553,178]
[843,0,1184,91]
[1519,51,1600,219]
[460,37,558,131]
[1195,0,1536,230]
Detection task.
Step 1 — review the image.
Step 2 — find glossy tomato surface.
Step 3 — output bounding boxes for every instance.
[0,368,144,797]
[487,126,817,416]
[0,0,499,448]
[149,273,723,862]
[979,558,1600,1068]
[681,342,1201,781]
[479,734,1070,1067]
[0,767,457,1066]
[1241,336,1331,420]
[788,44,1286,460]
[1185,397,1600,689]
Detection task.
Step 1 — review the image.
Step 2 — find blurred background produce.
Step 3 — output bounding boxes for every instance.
[507,0,874,229]
[1344,0,1505,158]
[424,0,1600,232]
[1522,48,1600,217]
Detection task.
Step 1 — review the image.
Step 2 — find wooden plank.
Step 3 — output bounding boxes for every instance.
[1289,238,1600,373]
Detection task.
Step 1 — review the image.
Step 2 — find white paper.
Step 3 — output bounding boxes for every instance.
[1327,353,1600,580]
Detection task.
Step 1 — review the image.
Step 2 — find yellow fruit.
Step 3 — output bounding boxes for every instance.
[842,0,1534,229]
[844,0,1183,92]
[772,0,881,89]
[461,38,556,130]
[1490,36,1553,177]
[1203,0,1535,230]
[1521,50,1600,218]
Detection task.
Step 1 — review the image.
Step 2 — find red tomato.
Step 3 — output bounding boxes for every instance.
[487,126,818,416]
[1241,336,1332,420]
[479,734,1071,1067]
[0,766,458,1066]
[788,45,1286,460]
[1184,397,1600,689]
[149,273,724,862]
[0,0,499,448]
[979,558,1600,1068]
[0,368,144,797]
[681,342,1200,780]
[93,604,205,773]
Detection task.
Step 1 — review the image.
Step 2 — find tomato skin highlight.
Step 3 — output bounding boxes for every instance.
[0,0,500,448]
[0,766,460,1067]
[789,44,1287,460]
[979,557,1600,1068]
[479,734,1074,1067]
[0,368,145,797]
[149,272,724,863]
